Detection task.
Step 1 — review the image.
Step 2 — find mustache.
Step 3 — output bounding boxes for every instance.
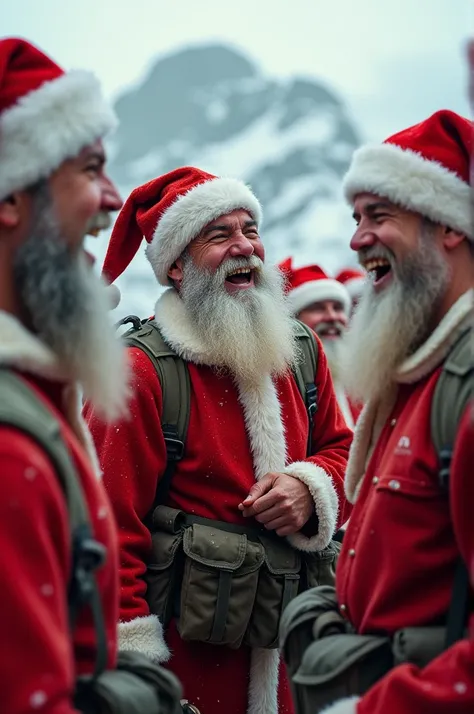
[314,320,345,336]
[86,211,112,235]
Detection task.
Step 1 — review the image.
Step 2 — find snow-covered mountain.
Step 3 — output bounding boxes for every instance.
[89,44,362,317]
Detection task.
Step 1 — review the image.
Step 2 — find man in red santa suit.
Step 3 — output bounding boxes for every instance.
[85,167,353,714]
[278,258,361,428]
[0,38,132,714]
[335,267,366,317]
[320,109,474,714]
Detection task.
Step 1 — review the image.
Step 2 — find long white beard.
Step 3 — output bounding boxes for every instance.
[340,226,450,404]
[319,336,344,381]
[180,253,299,384]
[13,185,130,421]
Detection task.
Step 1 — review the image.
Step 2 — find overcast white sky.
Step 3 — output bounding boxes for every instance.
[2,0,473,142]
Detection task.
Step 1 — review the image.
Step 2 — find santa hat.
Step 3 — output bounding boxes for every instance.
[102,166,262,286]
[343,109,474,239]
[336,267,366,299]
[0,37,116,200]
[277,257,351,315]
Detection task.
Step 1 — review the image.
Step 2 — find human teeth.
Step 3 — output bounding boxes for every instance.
[227,267,251,277]
[364,258,390,271]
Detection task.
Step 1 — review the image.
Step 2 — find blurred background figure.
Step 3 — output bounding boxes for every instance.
[335,267,367,317]
[280,257,361,428]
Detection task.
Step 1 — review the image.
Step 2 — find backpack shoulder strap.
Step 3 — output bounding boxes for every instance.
[121,317,191,503]
[292,320,319,456]
[0,369,107,675]
[431,325,473,485]
[429,325,474,648]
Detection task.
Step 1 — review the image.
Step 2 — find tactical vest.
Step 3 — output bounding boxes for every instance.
[118,316,340,650]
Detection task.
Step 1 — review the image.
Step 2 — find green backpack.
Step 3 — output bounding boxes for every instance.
[118,316,319,502]
[0,369,183,714]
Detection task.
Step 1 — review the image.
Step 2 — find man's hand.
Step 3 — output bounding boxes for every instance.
[238,472,313,536]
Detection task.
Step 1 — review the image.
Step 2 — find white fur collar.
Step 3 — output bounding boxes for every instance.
[396,289,473,383]
[0,310,68,381]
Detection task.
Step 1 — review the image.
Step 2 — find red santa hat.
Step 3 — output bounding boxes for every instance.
[278,257,351,315]
[0,37,116,200]
[343,109,474,239]
[335,267,366,299]
[102,166,262,286]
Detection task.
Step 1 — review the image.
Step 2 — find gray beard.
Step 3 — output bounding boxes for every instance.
[179,253,300,384]
[340,225,450,404]
[13,183,129,420]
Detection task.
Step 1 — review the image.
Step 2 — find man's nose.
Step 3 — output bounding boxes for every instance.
[229,234,254,258]
[101,175,123,212]
[350,226,376,252]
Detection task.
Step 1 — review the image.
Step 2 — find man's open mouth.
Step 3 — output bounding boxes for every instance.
[363,258,392,286]
[225,267,254,286]
[318,326,341,338]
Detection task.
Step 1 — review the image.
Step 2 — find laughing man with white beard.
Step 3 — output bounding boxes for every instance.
[319,110,474,714]
[85,167,353,714]
[278,258,362,429]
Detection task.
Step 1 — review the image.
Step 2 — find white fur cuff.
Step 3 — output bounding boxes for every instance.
[285,461,339,551]
[321,696,360,713]
[118,614,171,663]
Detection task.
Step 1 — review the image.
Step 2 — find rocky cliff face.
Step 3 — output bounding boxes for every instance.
[91,44,361,316]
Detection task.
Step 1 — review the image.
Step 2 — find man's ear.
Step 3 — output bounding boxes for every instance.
[167,256,184,289]
[441,226,467,251]
[0,193,23,229]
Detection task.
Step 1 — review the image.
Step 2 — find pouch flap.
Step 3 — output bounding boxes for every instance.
[148,529,183,571]
[392,626,446,668]
[293,633,391,686]
[183,523,264,572]
[259,535,301,575]
[279,585,338,647]
[152,505,185,534]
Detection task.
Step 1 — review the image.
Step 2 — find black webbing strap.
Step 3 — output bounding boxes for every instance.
[291,321,319,457]
[445,557,470,647]
[210,572,233,642]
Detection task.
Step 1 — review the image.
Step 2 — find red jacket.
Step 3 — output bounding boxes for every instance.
[0,315,118,714]
[85,288,352,714]
[324,292,474,714]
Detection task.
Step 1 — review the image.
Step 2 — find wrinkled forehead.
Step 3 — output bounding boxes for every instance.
[203,208,255,232]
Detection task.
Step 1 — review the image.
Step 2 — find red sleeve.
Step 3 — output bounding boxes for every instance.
[308,336,353,528]
[356,643,474,714]
[84,347,166,623]
[0,428,79,714]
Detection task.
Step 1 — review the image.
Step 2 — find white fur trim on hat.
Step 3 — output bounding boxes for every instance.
[289,280,351,316]
[343,276,366,299]
[0,70,117,200]
[343,142,473,239]
[146,177,262,286]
